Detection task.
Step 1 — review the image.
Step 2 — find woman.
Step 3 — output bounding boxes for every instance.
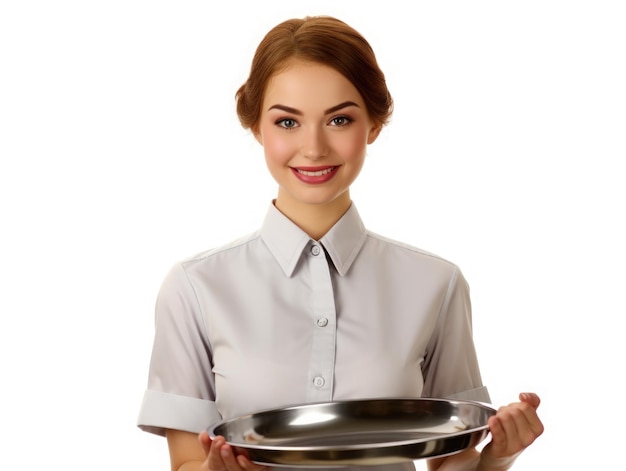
[137,15,543,471]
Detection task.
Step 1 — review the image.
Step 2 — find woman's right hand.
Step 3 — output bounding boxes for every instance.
[199,431,272,471]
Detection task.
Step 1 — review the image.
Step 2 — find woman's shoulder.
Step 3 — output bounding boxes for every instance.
[364,230,461,272]
[158,231,263,288]
[179,230,263,266]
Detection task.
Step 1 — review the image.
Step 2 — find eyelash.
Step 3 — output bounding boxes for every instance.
[275,118,298,130]
[330,116,352,127]
[275,115,353,130]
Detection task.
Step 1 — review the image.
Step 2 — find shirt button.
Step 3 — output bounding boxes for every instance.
[316,317,328,327]
[310,245,321,256]
[313,376,325,388]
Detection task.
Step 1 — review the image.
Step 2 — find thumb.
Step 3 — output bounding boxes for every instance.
[519,392,541,409]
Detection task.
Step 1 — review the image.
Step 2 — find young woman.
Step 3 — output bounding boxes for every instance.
[137,16,543,471]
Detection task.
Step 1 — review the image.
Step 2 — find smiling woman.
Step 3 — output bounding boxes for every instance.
[136,15,543,471]
[254,60,381,238]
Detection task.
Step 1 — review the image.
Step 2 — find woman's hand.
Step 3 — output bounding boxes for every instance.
[199,432,272,471]
[477,392,544,470]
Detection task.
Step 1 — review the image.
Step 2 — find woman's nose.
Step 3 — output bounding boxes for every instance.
[301,127,328,160]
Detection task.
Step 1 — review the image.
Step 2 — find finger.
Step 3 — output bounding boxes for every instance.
[236,453,267,471]
[495,402,543,452]
[519,392,541,409]
[493,407,522,452]
[487,414,505,448]
[231,447,271,471]
[483,415,514,462]
[515,400,545,441]
[220,443,245,471]
[198,431,212,456]
[207,436,228,471]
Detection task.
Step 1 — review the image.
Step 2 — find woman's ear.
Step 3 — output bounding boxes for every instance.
[367,123,382,145]
[253,126,263,146]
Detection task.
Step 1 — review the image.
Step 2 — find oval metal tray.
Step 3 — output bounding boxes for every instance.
[207,398,495,467]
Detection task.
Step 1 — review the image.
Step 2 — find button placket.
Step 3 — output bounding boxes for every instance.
[306,241,336,403]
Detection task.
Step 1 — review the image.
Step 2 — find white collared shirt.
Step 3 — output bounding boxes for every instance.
[138,202,489,470]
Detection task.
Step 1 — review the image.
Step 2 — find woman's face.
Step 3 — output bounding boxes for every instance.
[255,59,380,213]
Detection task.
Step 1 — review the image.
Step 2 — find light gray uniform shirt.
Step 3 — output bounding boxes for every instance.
[137,202,490,471]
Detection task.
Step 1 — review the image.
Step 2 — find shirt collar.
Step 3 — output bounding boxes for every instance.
[260,202,368,277]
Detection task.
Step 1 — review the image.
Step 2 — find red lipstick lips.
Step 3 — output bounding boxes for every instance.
[291,166,338,184]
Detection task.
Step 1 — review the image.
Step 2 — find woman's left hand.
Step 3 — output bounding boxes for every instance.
[478,392,544,469]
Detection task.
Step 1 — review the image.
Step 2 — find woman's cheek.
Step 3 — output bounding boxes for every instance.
[332,132,368,162]
[264,132,296,162]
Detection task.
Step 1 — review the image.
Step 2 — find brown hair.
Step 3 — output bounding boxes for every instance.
[235,16,393,132]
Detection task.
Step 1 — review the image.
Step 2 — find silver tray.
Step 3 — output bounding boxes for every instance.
[207,398,495,467]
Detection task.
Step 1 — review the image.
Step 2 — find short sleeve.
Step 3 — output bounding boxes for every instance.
[421,267,491,404]
[137,262,221,436]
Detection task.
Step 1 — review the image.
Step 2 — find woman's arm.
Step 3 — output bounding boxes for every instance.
[167,430,206,471]
[427,393,543,471]
[166,429,271,471]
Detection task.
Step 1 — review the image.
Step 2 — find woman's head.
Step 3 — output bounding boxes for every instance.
[236,16,393,133]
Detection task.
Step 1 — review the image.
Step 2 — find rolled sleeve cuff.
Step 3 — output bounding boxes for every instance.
[137,390,222,437]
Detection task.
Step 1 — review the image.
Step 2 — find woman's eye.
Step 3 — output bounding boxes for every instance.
[330,116,351,126]
[277,118,298,129]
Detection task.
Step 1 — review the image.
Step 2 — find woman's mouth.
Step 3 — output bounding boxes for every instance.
[291,166,339,184]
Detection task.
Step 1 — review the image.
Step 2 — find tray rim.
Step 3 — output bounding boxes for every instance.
[207,397,496,452]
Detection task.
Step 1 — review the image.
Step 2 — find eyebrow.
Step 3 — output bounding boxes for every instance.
[267,101,360,115]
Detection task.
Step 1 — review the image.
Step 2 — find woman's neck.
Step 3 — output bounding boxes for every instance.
[274,190,352,241]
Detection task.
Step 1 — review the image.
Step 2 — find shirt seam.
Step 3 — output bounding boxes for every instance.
[421,265,460,391]
[178,261,213,352]
[439,265,460,319]
[181,232,261,266]
[365,231,459,268]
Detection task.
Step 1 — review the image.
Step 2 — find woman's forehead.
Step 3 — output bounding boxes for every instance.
[262,60,364,111]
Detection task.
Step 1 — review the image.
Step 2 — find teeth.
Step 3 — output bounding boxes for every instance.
[297,167,335,177]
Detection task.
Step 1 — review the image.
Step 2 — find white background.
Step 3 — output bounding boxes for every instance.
[1,1,624,469]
